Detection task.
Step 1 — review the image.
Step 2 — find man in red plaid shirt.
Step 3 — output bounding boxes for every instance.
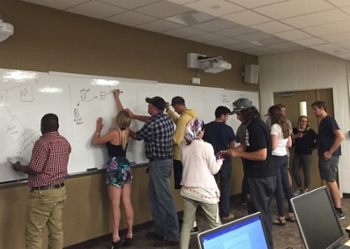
[12,113,71,249]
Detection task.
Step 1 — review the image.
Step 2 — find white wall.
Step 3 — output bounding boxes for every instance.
[259,49,350,194]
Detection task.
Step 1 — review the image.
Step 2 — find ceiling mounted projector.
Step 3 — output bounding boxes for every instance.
[187,53,232,74]
[0,16,14,42]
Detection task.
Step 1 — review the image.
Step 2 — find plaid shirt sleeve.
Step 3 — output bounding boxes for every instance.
[28,140,49,172]
[135,119,153,141]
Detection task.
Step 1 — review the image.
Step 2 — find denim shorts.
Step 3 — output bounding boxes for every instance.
[318,156,339,181]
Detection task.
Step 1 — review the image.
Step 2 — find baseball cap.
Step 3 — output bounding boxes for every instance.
[145,96,166,111]
[229,98,253,115]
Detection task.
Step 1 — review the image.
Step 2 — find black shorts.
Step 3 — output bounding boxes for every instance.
[173,160,183,189]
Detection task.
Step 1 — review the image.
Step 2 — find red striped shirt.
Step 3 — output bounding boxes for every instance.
[28,131,71,187]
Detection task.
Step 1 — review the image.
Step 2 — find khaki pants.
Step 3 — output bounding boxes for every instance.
[180,197,221,249]
[25,186,66,249]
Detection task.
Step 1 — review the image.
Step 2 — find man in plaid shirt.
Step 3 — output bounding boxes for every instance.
[12,113,71,249]
[127,96,179,247]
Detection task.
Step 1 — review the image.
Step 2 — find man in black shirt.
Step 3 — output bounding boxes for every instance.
[222,98,276,248]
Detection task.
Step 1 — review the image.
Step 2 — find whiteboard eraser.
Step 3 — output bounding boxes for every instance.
[191,77,200,84]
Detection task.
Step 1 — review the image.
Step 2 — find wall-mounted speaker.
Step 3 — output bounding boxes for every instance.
[244,64,259,84]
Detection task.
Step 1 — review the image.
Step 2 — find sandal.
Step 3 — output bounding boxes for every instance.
[111,240,122,249]
[272,217,286,226]
[122,237,133,247]
[285,216,296,222]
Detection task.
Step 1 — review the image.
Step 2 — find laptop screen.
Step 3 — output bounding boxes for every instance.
[198,212,269,249]
[291,186,344,249]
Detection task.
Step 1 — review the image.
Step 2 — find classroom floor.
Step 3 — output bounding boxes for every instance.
[86,196,350,249]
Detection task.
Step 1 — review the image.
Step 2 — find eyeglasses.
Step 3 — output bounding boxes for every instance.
[300,120,308,123]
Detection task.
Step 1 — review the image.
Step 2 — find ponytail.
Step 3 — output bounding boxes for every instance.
[121,128,127,151]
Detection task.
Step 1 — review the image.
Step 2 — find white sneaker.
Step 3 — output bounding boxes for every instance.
[294,189,302,196]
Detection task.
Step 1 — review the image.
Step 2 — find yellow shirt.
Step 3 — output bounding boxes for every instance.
[166,108,197,160]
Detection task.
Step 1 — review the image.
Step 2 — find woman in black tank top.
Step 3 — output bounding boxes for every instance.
[92,90,134,249]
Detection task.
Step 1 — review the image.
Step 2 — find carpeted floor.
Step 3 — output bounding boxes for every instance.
[85,196,350,249]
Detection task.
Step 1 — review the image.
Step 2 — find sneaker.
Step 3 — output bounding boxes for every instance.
[221,213,235,220]
[190,226,199,235]
[336,210,345,220]
[145,231,163,240]
[294,189,303,196]
[153,239,179,247]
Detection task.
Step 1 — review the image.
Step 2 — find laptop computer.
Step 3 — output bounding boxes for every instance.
[197,212,270,249]
[291,186,349,249]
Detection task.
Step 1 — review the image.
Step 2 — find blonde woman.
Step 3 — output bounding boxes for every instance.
[179,118,223,249]
[93,89,134,249]
[292,116,318,195]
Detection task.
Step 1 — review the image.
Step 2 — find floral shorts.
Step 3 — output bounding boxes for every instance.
[106,157,133,188]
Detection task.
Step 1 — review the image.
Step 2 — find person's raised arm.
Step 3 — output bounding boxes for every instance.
[113,89,124,112]
[93,117,115,145]
[165,102,179,124]
[125,108,151,123]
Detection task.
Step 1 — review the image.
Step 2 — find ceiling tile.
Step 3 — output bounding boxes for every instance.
[67,1,126,19]
[267,41,303,49]
[214,25,257,37]
[277,46,306,52]
[260,37,287,46]
[293,37,327,46]
[240,47,279,56]
[226,0,288,9]
[254,0,334,20]
[185,0,245,17]
[251,21,294,34]
[334,41,350,50]
[166,0,198,4]
[234,32,274,42]
[162,26,206,38]
[191,18,238,31]
[135,1,191,18]
[310,43,341,51]
[320,31,350,43]
[105,11,157,26]
[327,0,350,7]
[224,43,259,50]
[223,10,272,26]
[98,0,161,10]
[135,19,183,32]
[302,19,350,36]
[280,9,350,29]
[21,0,89,10]
[186,33,228,43]
[340,6,350,15]
[275,30,313,41]
[166,11,216,25]
[205,38,242,46]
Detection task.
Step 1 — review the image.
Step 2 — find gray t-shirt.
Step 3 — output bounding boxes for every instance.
[236,124,247,144]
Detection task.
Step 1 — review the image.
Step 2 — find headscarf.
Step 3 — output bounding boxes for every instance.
[184,118,204,144]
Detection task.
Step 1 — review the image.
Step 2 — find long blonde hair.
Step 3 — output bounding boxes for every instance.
[115,110,131,151]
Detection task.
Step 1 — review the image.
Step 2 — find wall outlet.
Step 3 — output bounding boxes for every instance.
[191,77,200,84]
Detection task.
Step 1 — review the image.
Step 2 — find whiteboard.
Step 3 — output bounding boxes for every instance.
[0,68,259,183]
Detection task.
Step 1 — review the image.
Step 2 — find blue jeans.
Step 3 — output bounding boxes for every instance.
[274,156,294,217]
[214,160,232,218]
[148,159,179,242]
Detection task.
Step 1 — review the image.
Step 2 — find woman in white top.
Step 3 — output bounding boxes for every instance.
[268,105,295,226]
[179,118,223,249]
